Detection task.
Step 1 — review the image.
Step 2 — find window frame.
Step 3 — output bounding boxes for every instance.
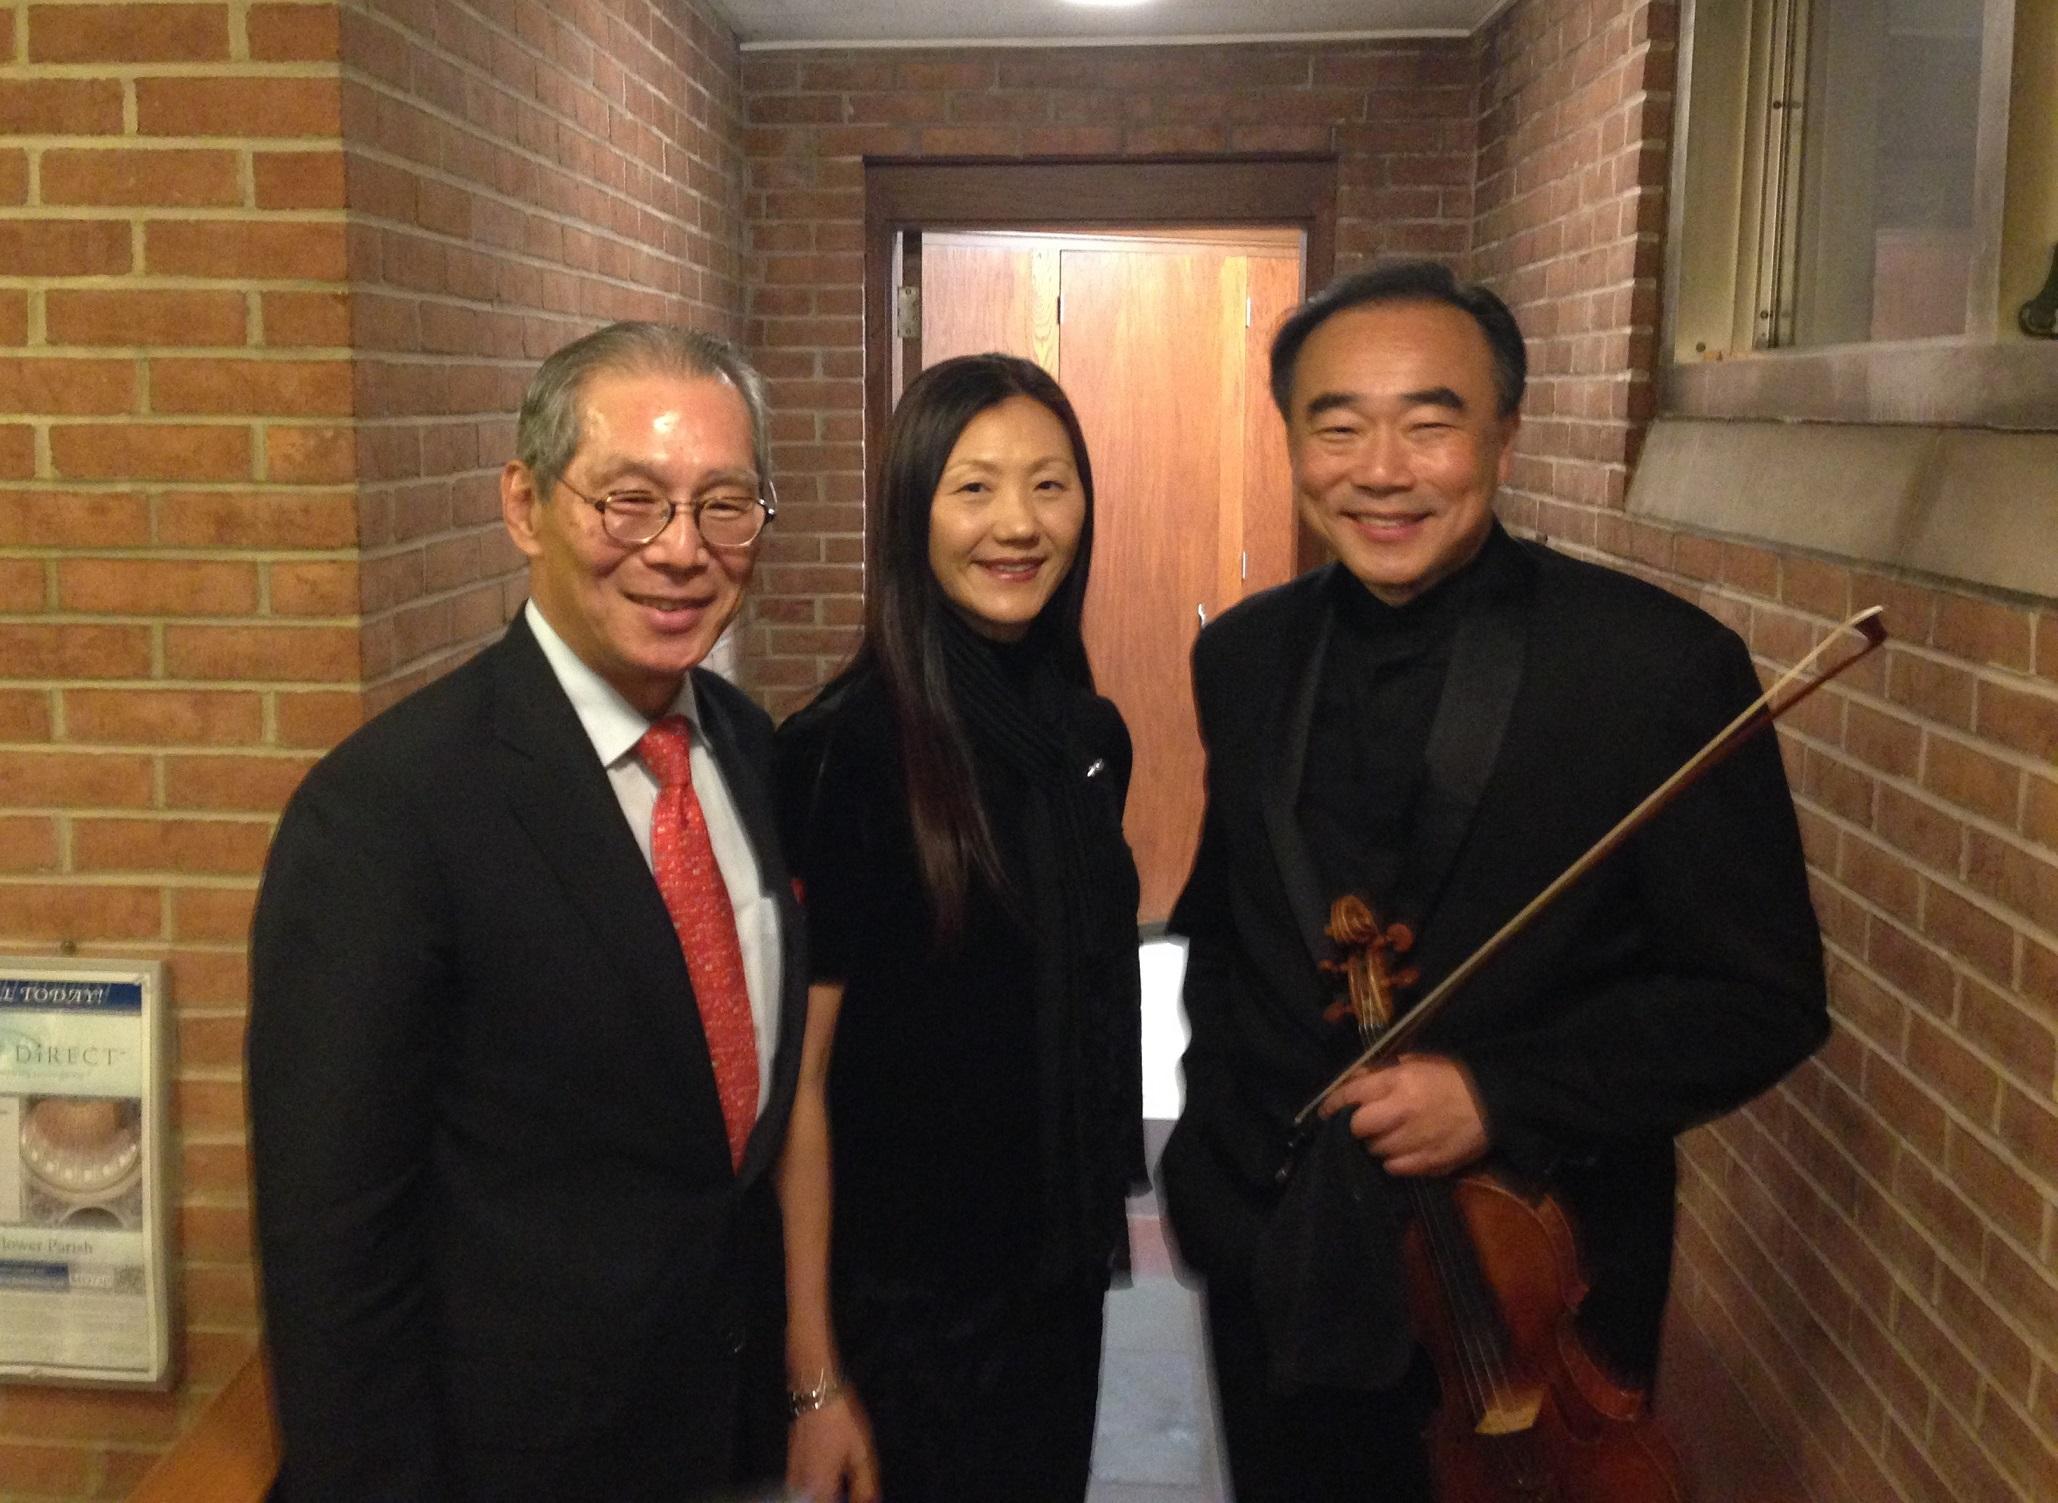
[1660,0,2052,429]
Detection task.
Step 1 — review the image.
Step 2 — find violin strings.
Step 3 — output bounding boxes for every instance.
[1357,1017,1510,1433]
[1411,1180,1499,1426]
[1416,1183,1544,1494]
[1439,1194,1509,1415]
[1353,956,1529,1468]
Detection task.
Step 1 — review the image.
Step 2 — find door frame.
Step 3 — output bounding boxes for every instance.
[862,156,1339,562]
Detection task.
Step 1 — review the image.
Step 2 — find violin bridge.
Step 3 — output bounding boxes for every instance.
[1474,1386,1545,1436]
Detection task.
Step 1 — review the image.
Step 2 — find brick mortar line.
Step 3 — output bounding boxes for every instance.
[344,280,711,328]
[0,682,354,694]
[9,815,286,823]
[8,344,355,358]
[1621,578,2058,769]
[1809,965,2058,1246]
[1667,1282,1876,1503]
[0,872,261,887]
[1797,977,2058,1243]
[1705,1110,2058,1435]
[11,282,347,298]
[0,480,346,490]
[0,206,348,220]
[341,174,723,247]
[62,810,278,822]
[3,61,342,81]
[1810,821,2058,976]
[1771,692,2053,826]
[0,684,356,698]
[1670,1188,1918,1496]
[1671,1185,1922,1501]
[1682,1121,2039,1483]
[1807,828,2058,986]
[346,311,740,353]
[3,281,347,302]
[346,356,573,377]
[1,614,357,625]
[10,135,341,152]
[362,596,514,630]
[0,549,358,562]
[339,52,741,188]
[1816,918,2057,1130]
[1786,1000,2058,1284]
[356,534,511,556]
[8,415,334,427]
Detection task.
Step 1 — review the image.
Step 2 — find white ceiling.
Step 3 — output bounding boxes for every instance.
[712,0,1508,49]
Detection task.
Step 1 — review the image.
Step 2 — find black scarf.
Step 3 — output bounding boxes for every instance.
[938,613,1146,1286]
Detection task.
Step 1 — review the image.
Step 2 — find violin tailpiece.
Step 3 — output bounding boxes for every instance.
[1475,1386,1545,1435]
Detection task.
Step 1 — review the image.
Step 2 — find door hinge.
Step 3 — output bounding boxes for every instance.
[1245,297,1253,329]
[1057,291,1065,326]
[1241,549,1248,581]
[895,285,921,339]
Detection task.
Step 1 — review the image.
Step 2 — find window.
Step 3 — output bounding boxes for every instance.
[1672,0,1999,358]
[1758,0,1986,347]
[1663,0,2054,425]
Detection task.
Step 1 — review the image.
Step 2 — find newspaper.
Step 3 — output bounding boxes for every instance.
[0,959,172,1387]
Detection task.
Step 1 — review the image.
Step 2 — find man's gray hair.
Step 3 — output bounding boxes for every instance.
[515,322,772,501]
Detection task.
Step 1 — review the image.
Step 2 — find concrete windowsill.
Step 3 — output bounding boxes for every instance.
[1627,417,2058,601]
[1660,341,2058,433]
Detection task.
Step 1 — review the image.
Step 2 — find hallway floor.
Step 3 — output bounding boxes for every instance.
[1080,937,1227,1501]
[1087,1249,1227,1503]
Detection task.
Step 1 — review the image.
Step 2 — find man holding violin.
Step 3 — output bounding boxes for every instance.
[1159,260,1829,1500]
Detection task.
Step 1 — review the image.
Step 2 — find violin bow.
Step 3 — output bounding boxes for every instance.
[1293,604,1888,1128]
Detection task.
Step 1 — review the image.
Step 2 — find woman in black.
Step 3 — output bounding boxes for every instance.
[773,354,1144,1502]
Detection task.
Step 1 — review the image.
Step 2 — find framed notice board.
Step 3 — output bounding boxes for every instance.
[0,957,175,1388]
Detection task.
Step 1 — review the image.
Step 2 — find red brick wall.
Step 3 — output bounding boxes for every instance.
[1470,0,1669,526]
[1475,3,2058,1500]
[340,0,748,709]
[0,1,744,1493]
[736,40,1480,712]
[0,7,351,1492]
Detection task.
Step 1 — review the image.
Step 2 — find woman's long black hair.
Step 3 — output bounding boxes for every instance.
[856,353,1097,941]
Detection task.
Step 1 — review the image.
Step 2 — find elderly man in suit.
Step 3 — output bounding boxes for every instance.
[248,323,805,1501]
[1159,261,1830,1500]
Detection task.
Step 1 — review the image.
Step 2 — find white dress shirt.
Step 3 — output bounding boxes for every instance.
[525,602,781,1108]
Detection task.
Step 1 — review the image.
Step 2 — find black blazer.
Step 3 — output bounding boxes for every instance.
[1160,532,1829,1378]
[248,614,808,1502]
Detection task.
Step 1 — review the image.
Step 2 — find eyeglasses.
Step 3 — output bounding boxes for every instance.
[557,478,777,550]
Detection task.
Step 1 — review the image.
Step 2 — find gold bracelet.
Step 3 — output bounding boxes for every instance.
[788,1368,845,1419]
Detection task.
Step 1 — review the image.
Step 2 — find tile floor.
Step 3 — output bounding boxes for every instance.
[1085,938,1228,1502]
[1087,1245,1226,1503]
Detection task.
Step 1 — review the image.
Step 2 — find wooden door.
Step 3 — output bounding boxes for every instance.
[1235,255,1303,600]
[919,233,1301,922]
[1056,248,1228,921]
[921,237,1058,369]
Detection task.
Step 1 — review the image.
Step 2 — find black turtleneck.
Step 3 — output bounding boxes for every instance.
[1297,527,1513,921]
[772,621,1142,1296]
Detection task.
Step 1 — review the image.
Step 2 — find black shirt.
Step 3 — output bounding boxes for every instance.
[1297,528,1517,922]
[774,659,1139,1295]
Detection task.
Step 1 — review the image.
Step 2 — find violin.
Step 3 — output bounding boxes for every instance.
[1322,896,1688,1503]
[1302,609,1891,1500]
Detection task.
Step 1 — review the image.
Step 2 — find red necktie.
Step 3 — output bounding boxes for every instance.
[637,714,760,1170]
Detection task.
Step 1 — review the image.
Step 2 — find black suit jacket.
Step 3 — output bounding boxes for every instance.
[1160,531,1829,1378]
[248,615,808,1502]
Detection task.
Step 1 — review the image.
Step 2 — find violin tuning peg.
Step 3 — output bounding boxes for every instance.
[1386,922,1415,953]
